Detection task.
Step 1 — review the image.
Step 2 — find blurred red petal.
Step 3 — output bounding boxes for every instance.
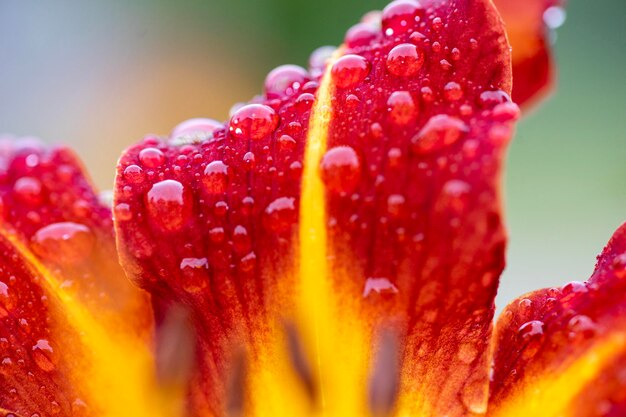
[490,223,626,417]
[115,0,516,415]
[494,0,566,108]
[0,139,156,416]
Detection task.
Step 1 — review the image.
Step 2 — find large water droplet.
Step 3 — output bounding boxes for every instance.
[31,339,56,372]
[518,320,545,359]
[264,197,297,233]
[146,180,192,232]
[202,161,229,194]
[331,54,371,89]
[31,222,95,264]
[382,0,423,36]
[139,148,165,168]
[411,115,468,155]
[264,65,309,99]
[13,177,43,206]
[179,257,209,293]
[344,22,379,48]
[386,43,424,77]
[386,91,417,125]
[320,146,361,194]
[229,104,279,140]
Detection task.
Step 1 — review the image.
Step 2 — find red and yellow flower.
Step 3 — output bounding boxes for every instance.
[1,1,624,417]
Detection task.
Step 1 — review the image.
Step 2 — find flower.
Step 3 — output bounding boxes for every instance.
[0,1,624,417]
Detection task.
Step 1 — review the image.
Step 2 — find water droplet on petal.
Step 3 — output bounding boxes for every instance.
[13,177,43,205]
[309,46,337,77]
[264,197,297,233]
[382,0,423,36]
[139,148,165,168]
[568,315,596,341]
[123,164,144,184]
[264,65,309,99]
[444,81,463,101]
[180,257,209,293]
[345,23,379,48]
[31,222,95,264]
[170,118,222,144]
[320,146,361,194]
[146,180,192,232]
[387,91,417,125]
[114,203,132,221]
[386,43,424,77]
[411,115,468,155]
[202,161,229,194]
[518,320,545,359]
[229,104,279,140]
[331,54,371,88]
[32,339,56,372]
[363,277,399,297]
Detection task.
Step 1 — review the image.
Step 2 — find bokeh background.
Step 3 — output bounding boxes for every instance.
[1,0,624,309]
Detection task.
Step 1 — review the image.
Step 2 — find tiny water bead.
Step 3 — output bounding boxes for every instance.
[331,54,371,89]
[264,65,309,99]
[138,148,165,168]
[202,161,229,194]
[229,104,280,140]
[411,114,469,155]
[170,118,222,139]
[382,0,423,36]
[444,81,463,101]
[386,43,424,77]
[386,91,418,125]
[179,257,209,293]
[31,222,95,264]
[567,315,597,341]
[518,320,545,359]
[123,164,145,184]
[145,179,192,232]
[320,146,361,194]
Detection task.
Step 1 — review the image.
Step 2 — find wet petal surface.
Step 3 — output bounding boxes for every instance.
[115,1,516,416]
[490,223,626,417]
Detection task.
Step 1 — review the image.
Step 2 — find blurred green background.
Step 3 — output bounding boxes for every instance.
[0,0,624,309]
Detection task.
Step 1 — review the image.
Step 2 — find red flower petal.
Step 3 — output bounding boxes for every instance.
[0,138,156,416]
[115,1,516,415]
[490,223,626,417]
[494,0,566,108]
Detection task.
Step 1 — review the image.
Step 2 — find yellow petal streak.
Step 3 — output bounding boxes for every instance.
[491,332,626,417]
[4,233,181,417]
[248,51,372,417]
[296,51,370,417]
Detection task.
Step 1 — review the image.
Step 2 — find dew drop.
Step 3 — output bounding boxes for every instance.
[344,23,379,48]
[32,339,56,372]
[518,320,545,359]
[264,65,309,99]
[444,81,463,101]
[562,281,587,296]
[309,46,337,77]
[114,203,132,221]
[331,54,371,89]
[386,43,424,77]
[387,194,406,218]
[264,197,296,233]
[123,164,144,184]
[363,277,399,297]
[567,315,596,341]
[229,104,279,140]
[202,161,229,194]
[139,148,165,168]
[320,146,361,194]
[382,0,423,36]
[411,115,468,155]
[145,180,192,232]
[170,118,222,144]
[13,177,43,205]
[386,91,417,125]
[479,90,510,108]
[31,222,95,264]
[179,257,209,293]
